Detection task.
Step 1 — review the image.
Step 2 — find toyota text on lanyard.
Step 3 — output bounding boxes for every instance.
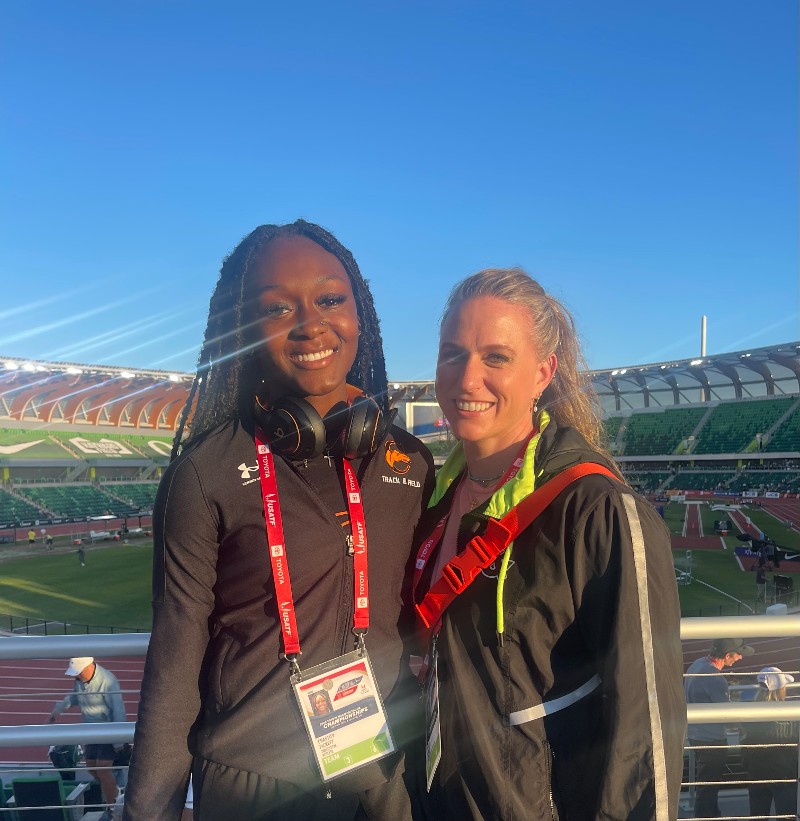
[255,428,370,669]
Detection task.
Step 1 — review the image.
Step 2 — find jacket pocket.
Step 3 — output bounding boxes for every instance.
[208,632,235,711]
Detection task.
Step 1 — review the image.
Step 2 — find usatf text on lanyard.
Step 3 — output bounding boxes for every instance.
[255,428,370,661]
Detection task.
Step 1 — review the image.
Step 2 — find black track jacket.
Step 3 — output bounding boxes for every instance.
[124,418,434,820]
[415,418,686,821]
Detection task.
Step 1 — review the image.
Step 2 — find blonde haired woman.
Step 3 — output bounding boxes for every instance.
[413,268,686,820]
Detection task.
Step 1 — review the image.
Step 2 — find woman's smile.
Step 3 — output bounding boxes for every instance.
[244,235,360,416]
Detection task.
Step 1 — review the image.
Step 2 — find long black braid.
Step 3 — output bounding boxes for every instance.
[172,220,389,459]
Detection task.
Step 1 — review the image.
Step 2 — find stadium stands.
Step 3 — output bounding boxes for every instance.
[15,485,140,519]
[622,471,671,494]
[619,407,707,456]
[727,470,800,494]
[764,406,799,452]
[0,347,797,534]
[0,488,43,525]
[692,397,795,454]
[671,470,736,492]
[602,416,624,452]
[48,430,172,463]
[100,482,158,511]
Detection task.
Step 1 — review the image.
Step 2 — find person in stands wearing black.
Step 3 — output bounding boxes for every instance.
[413,268,685,821]
[124,220,433,821]
[684,637,754,818]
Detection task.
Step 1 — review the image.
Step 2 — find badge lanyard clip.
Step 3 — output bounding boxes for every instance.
[282,652,302,679]
[354,631,367,656]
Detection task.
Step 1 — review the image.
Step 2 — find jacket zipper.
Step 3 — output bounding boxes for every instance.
[286,458,357,658]
[544,742,558,821]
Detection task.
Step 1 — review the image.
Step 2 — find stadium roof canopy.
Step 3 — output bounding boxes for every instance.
[590,341,800,413]
[0,358,191,431]
[388,341,800,416]
[1,341,798,429]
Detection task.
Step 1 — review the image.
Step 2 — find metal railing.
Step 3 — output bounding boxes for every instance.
[0,614,798,818]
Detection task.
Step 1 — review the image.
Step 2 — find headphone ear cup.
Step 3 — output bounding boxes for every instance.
[342,395,384,459]
[256,395,327,460]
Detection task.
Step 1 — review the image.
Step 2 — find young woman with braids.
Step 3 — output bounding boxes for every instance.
[412,269,686,821]
[123,220,433,821]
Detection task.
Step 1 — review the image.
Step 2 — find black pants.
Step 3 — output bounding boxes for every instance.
[691,743,728,818]
[749,782,797,821]
[194,760,415,821]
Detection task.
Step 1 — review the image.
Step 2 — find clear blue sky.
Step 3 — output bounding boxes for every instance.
[1,1,797,382]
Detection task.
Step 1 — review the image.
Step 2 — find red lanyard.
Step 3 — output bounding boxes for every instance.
[255,428,370,660]
[412,433,533,598]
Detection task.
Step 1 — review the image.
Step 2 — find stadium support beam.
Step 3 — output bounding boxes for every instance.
[607,378,621,412]
[631,373,650,408]
[714,363,743,400]
[687,367,710,403]
[6,384,61,422]
[663,374,680,405]
[59,379,106,424]
[770,351,800,393]
[745,360,775,396]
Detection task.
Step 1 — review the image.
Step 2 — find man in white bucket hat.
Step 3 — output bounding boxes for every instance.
[49,657,126,820]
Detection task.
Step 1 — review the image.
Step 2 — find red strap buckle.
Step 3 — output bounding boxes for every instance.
[482,517,513,550]
[465,533,498,566]
[415,600,436,629]
[441,562,467,593]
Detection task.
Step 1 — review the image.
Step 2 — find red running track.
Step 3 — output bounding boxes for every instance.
[2,644,798,763]
[672,503,723,549]
[684,504,701,538]
[760,498,800,532]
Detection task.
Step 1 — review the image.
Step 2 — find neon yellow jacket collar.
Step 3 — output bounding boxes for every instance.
[429,411,552,515]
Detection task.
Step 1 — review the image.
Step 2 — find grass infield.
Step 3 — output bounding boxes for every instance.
[673,548,760,616]
[0,544,153,632]
[0,513,789,628]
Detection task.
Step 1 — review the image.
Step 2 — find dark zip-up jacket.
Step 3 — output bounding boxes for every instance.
[124,418,433,820]
[415,417,685,821]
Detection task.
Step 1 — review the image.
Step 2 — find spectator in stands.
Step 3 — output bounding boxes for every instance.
[123,221,434,821]
[744,666,798,821]
[413,268,686,820]
[49,657,127,820]
[685,638,754,818]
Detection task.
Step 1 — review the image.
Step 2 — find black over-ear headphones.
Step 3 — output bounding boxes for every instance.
[254,391,387,461]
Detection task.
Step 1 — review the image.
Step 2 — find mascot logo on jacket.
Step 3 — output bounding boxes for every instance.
[385,441,411,475]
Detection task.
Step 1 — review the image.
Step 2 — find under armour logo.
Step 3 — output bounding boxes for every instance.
[238,462,258,480]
